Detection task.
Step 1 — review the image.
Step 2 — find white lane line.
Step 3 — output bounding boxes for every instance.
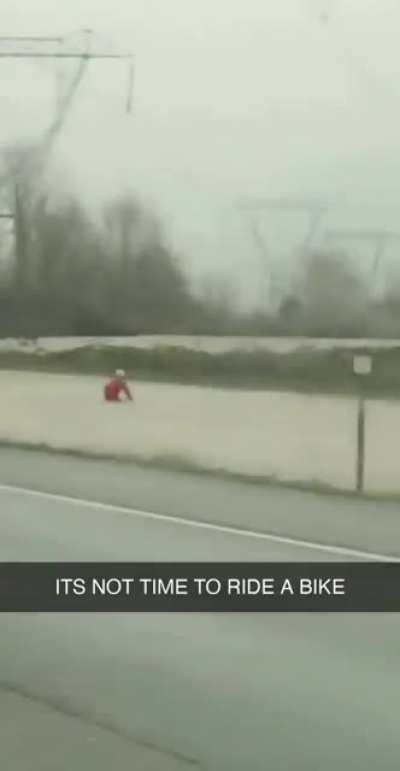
[0,481,397,562]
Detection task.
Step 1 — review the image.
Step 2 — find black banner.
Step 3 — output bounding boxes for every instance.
[0,562,399,612]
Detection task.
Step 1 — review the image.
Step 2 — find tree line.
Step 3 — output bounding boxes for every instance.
[1,155,400,338]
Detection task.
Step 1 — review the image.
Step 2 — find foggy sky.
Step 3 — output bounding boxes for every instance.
[1,0,400,306]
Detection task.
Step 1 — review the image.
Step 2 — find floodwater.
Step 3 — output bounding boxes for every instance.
[0,370,358,490]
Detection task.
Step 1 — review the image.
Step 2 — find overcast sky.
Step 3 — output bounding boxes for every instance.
[1,0,400,305]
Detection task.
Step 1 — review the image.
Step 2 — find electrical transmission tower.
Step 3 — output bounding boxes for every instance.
[237,197,329,252]
[236,196,329,308]
[0,31,134,288]
[0,31,134,178]
[324,228,400,277]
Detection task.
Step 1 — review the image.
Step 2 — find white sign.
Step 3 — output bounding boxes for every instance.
[353,355,372,376]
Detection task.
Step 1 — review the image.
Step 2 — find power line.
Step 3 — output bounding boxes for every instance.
[0,41,134,112]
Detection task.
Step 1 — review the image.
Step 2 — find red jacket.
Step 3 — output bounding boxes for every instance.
[104,377,133,402]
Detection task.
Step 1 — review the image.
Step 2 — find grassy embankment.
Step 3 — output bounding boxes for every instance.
[0,343,399,397]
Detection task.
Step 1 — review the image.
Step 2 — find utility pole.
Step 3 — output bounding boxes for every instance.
[352,354,373,493]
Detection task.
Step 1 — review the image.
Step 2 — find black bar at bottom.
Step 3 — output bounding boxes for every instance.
[0,562,399,612]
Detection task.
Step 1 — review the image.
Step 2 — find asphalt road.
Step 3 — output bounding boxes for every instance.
[1,447,400,770]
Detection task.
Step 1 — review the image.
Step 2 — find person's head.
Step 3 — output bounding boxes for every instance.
[115,369,125,380]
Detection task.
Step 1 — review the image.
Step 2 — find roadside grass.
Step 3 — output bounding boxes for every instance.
[0,437,399,504]
[0,343,400,398]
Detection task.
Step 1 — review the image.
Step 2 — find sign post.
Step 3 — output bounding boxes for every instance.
[352,355,372,494]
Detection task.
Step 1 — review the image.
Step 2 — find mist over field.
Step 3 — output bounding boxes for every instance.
[1,1,400,337]
[2,150,400,340]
